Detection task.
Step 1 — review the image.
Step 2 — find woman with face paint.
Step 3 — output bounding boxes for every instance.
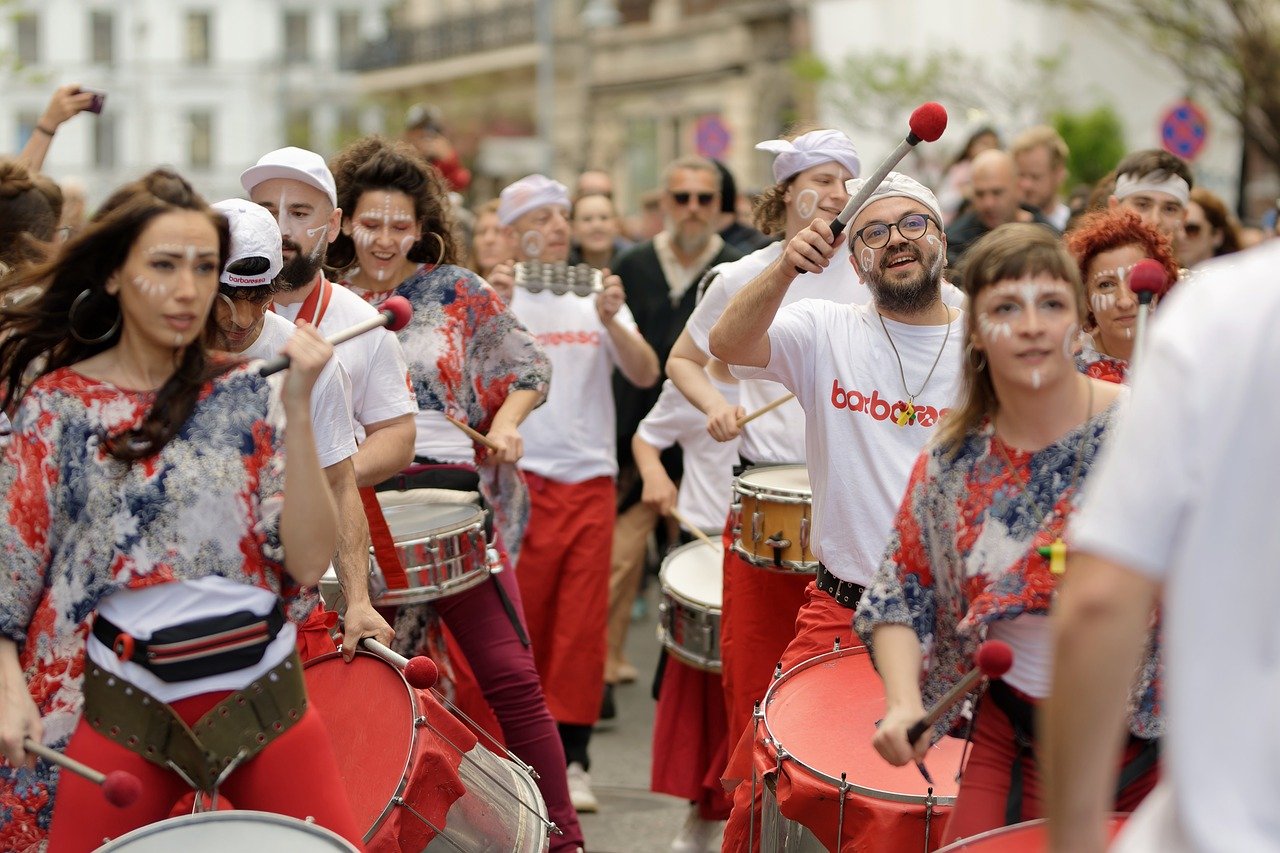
[328,137,586,852]
[0,171,362,849]
[1066,209,1179,384]
[853,224,1161,844]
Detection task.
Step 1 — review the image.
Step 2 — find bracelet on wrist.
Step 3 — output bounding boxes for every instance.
[34,124,57,137]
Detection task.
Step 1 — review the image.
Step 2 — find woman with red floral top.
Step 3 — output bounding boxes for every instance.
[854,224,1161,844]
[0,173,361,851]
[1066,208,1179,384]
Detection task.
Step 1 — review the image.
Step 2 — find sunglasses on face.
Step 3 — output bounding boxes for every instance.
[853,213,938,250]
[670,191,716,207]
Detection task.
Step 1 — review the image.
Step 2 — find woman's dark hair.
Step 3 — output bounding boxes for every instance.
[0,168,232,462]
[0,158,59,274]
[327,135,459,272]
[946,126,1000,171]
[1189,187,1242,257]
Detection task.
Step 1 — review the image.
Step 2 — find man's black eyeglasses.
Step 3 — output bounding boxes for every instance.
[853,213,939,249]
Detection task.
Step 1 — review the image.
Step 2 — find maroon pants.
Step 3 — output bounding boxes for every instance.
[47,690,364,852]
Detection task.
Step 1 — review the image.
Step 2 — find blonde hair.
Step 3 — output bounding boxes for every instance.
[1010,125,1069,170]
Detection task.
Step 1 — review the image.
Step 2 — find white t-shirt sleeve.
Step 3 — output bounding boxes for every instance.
[1069,308,1200,580]
[728,299,820,403]
[635,381,696,452]
[685,274,733,356]
[309,359,358,469]
[354,330,417,427]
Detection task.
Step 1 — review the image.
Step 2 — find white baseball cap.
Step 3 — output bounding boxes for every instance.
[498,175,570,226]
[240,147,338,208]
[212,199,283,287]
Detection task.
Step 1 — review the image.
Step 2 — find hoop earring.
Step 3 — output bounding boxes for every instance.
[964,341,986,371]
[425,231,445,268]
[69,288,121,345]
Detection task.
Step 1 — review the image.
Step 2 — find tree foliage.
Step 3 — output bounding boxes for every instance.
[1054,106,1127,188]
[1033,0,1280,169]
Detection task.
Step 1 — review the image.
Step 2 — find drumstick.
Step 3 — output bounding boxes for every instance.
[23,738,141,807]
[735,393,795,428]
[904,640,1013,744]
[360,637,440,690]
[445,415,501,452]
[668,508,719,550]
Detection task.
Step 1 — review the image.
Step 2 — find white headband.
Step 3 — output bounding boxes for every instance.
[1113,172,1190,206]
[498,175,571,226]
[755,129,862,184]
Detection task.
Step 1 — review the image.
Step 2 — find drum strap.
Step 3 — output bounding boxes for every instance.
[83,652,307,792]
[360,485,411,590]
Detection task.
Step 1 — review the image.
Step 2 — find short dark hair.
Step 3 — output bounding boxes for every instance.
[1114,149,1193,190]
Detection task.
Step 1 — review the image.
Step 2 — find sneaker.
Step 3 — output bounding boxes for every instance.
[567,762,599,813]
[669,803,721,852]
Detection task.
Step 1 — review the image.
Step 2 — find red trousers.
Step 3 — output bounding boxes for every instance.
[652,656,732,821]
[941,688,1159,845]
[47,690,363,852]
[719,529,811,768]
[517,474,615,725]
[722,584,859,853]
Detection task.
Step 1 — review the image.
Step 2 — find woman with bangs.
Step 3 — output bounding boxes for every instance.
[1066,208,1179,384]
[854,224,1161,843]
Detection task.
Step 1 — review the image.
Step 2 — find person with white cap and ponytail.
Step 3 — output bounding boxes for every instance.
[709,171,968,850]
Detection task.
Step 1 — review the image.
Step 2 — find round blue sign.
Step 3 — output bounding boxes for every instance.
[695,115,731,161]
[1160,100,1208,161]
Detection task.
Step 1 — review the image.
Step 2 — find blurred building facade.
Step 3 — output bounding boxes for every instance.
[1,0,394,205]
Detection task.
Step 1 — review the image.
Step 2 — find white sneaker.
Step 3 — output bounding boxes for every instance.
[670,804,722,852]
[567,762,599,813]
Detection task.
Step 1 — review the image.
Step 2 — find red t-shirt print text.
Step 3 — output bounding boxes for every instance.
[829,379,949,427]
[535,330,602,348]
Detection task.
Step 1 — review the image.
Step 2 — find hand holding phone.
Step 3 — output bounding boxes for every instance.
[78,88,107,115]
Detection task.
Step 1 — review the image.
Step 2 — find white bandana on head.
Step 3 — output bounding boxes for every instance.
[845,171,944,226]
[498,175,571,226]
[1113,172,1190,206]
[756,129,862,184]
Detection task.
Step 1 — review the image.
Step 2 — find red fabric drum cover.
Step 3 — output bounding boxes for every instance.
[757,646,967,851]
[304,651,474,852]
[934,815,1128,851]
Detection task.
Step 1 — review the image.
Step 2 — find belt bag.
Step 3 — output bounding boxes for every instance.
[92,605,286,683]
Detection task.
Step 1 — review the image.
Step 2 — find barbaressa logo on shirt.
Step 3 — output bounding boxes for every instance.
[829,380,948,427]
[535,330,601,347]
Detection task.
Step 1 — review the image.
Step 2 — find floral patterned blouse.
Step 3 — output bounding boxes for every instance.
[1076,342,1127,384]
[0,365,288,851]
[854,401,1161,741]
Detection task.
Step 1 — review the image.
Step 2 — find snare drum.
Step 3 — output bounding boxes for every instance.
[733,465,817,572]
[372,502,492,607]
[94,811,359,851]
[934,815,1128,851]
[305,651,550,852]
[756,646,966,852]
[657,541,724,672]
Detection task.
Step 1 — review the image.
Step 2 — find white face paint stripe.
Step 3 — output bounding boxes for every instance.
[977,312,1013,341]
[794,188,819,221]
[1090,292,1117,314]
[859,246,873,274]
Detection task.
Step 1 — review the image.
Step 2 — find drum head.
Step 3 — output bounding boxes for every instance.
[763,647,964,804]
[303,652,417,834]
[661,542,723,608]
[934,814,1129,851]
[739,464,810,494]
[95,810,359,851]
[382,503,483,541]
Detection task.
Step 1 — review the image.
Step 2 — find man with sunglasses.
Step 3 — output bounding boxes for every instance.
[709,172,966,850]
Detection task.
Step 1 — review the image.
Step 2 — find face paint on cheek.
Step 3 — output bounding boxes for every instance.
[977,312,1013,341]
[794,188,819,221]
[521,230,545,260]
[131,275,166,298]
[860,247,874,274]
[399,235,416,255]
[926,235,944,278]
[1090,292,1116,314]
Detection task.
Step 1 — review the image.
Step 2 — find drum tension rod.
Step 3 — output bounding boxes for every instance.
[836,771,849,850]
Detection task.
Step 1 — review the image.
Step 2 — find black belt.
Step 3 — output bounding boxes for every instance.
[815,563,865,609]
[92,605,285,683]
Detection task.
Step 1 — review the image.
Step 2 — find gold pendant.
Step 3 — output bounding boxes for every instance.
[896,401,916,427]
[1037,538,1067,574]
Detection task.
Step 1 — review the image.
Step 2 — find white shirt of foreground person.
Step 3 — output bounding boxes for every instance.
[731,299,964,585]
[1069,241,1280,852]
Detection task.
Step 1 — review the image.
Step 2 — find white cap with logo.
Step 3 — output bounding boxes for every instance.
[212,199,283,287]
[240,147,338,208]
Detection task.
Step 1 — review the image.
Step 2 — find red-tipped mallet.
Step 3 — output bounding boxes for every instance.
[1127,258,1169,366]
[795,102,948,273]
[360,637,440,690]
[23,737,141,808]
[259,294,414,377]
[905,639,1013,744]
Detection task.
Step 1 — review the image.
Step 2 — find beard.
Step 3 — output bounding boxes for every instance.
[275,236,325,291]
[864,240,945,315]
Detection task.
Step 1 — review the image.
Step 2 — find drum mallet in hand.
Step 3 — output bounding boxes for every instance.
[24,738,141,808]
[736,393,795,429]
[669,508,720,551]
[1128,258,1170,367]
[259,295,414,376]
[361,637,440,690]
[445,415,501,453]
[795,101,949,273]
[905,640,1013,744]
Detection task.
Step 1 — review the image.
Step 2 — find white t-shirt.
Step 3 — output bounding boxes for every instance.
[509,288,639,482]
[274,279,417,439]
[733,300,965,585]
[88,577,296,703]
[1070,242,1280,853]
[635,378,741,533]
[246,311,357,469]
[686,241,965,465]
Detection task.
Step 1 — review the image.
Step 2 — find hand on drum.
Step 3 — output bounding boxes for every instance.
[281,321,335,409]
[641,471,678,517]
[873,702,932,767]
[783,218,845,280]
[487,261,515,304]
[339,600,396,662]
[484,421,524,465]
[595,272,626,326]
[706,401,745,443]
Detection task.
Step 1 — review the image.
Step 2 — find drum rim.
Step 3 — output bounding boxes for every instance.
[761,646,959,807]
[730,542,819,574]
[373,558,492,606]
[656,620,722,673]
[94,809,360,850]
[932,813,1129,851]
[381,502,487,540]
[384,518,487,550]
[659,540,724,610]
[303,650,422,842]
[733,463,812,499]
